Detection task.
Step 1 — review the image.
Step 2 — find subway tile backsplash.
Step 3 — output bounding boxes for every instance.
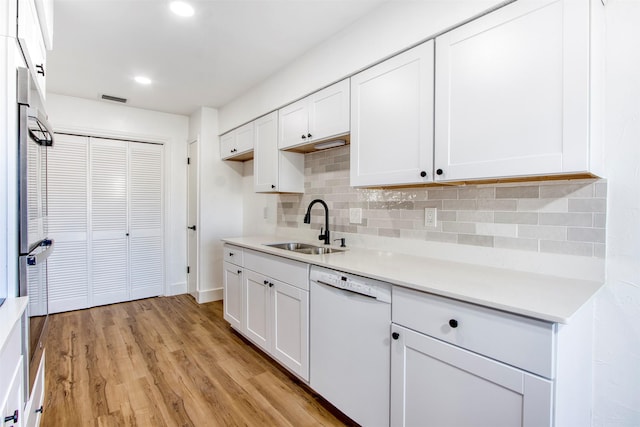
[277,146,607,258]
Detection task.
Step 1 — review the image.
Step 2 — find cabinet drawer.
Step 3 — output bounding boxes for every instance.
[0,321,22,391]
[392,286,555,379]
[244,249,308,291]
[224,245,243,266]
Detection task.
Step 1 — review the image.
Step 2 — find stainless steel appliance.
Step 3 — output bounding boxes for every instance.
[309,266,392,427]
[17,66,54,400]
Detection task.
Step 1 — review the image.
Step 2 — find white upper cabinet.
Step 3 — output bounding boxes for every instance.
[434,0,602,182]
[279,79,350,150]
[220,121,254,161]
[254,112,304,193]
[350,41,434,187]
[18,0,47,96]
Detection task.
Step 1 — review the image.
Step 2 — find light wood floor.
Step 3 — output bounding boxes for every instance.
[42,295,354,427]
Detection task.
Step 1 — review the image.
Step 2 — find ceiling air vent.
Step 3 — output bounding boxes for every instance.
[101,94,127,103]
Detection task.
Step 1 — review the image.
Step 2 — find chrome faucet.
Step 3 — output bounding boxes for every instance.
[303,199,330,245]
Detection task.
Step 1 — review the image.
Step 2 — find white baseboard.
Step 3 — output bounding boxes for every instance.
[196,287,223,303]
[167,281,187,296]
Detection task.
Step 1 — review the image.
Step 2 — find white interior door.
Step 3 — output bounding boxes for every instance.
[129,143,164,300]
[90,138,129,307]
[46,134,89,313]
[187,139,198,297]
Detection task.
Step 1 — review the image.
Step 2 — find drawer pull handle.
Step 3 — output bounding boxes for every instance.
[264,280,269,285]
[449,319,458,328]
[237,270,241,274]
[4,410,18,423]
[392,332,400,340]
[35,406,43,414]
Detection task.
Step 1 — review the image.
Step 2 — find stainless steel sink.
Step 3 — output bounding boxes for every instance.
[264,242,345,255]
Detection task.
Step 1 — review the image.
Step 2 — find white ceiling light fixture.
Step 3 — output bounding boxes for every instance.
[170,1,194,17]
[134,76,152,85]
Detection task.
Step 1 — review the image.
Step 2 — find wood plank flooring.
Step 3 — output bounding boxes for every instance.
[42,295,354,427]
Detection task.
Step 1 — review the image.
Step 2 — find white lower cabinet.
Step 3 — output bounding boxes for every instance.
[222,245,309,381]
[24,352,45,427]
[391,324,552,427]
[2,358,23,427]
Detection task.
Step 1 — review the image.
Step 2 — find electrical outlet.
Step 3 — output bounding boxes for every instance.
[424,207,437,227]
[349,208,362,224]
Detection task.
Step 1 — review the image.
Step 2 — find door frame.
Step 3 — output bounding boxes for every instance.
[187,137,200,298]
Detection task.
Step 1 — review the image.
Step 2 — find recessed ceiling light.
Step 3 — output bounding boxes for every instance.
[134,76,152,85]
[170,1,194,17]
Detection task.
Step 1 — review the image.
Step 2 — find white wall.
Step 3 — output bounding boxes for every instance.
[241,160,277,236]
[188,107,243,302]
[219,0,506,133]
[46,94,189,296]
[594,2,640,425]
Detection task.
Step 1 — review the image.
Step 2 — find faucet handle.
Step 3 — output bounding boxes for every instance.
[318,227,326,241]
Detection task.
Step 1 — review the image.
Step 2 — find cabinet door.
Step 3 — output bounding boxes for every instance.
[270,279,309,380]
[254,112,279,192]
[90,139,129,307]
[278,98,309,149]
[24,351,45,427]
[1,358,23,427]
[220,122,254,160]
[223,261,243,331]
[219,132,236,160]
[243,270,271,352]
[350,41,434,187]
[308,79,350,144]
[434,0,590,181]
[129,143,164,300]
[390,325,552,427]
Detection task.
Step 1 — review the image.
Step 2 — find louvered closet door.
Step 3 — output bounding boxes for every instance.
[47,134,90,313]
[90,139,129,307]
[129,143,164,300]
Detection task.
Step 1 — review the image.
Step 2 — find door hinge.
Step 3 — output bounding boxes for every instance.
[187,266,190,274]
[187,157,191,165]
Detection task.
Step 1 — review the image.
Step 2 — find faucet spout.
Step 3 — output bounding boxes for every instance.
[303,199,330,245]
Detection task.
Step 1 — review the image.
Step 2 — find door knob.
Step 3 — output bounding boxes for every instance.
[188,225,196,231]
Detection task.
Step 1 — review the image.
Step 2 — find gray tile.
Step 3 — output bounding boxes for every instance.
[517,198,568,213]
[518,225,567,241]
[443,199,477,211]
[494,212,538,225]
[442,222,476,233]
[496,186,540,199]
[540,240,593,257]
[458,234,494,247]
[567,227,606,243]
[415,200,444,210]
[539,213,593,227]
[426,231,458,244]
[478,199,517,211]
[438,210,457,222]
[539,183,594,198]
[458,188,479,199]
[427,188,459,200]
[476,223,517,237]
[400,229,428,240]
[379,228,401,238]
[594,213,607,228]
[494,237,539,252]
[595,182,608,198]
[594,243,606,258]
[457,211,494,223]
[568,199,606,213]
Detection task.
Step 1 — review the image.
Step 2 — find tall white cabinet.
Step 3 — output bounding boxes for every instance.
[47,135,165,313]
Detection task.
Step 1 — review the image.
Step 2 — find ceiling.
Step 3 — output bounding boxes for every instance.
[46,0,388,116]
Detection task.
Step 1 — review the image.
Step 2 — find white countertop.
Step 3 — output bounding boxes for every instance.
[222,236,604,324]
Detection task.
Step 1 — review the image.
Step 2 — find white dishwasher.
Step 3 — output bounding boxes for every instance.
[310,265,392,427]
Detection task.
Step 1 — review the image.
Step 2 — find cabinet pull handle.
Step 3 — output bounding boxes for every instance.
[35,406,43,414]
[449,319,458,328]
[420,171,427,178]
[269,282,274,287]
[36,64,45,76]
[4,410,18,423]
[436,169,444,176]
[392,332,400,340]
[271,184,276,189]
[263,280,269,285]
[307,133,312,138]
[301,134,307,139]
[229,252,234,256]
[237,270,241,274]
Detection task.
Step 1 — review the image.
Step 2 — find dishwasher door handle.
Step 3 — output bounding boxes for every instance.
[314,279,377,299]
